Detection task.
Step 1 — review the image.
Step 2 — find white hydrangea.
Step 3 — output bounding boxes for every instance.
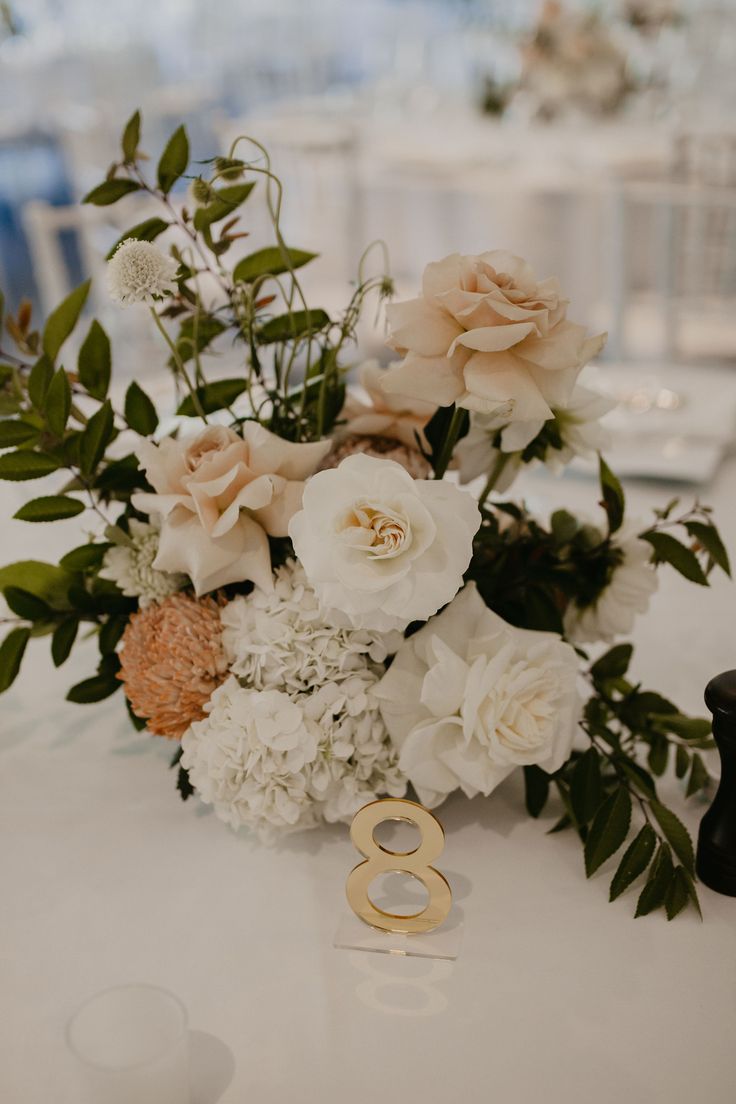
[99,518,186,606]
[220,559,399,693]
[181,674,406,840]
[564,520,659,643]
[107,239,178,305]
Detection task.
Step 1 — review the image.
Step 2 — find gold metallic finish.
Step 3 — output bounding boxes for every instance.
[346,798,452,935]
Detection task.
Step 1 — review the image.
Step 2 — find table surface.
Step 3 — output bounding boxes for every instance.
[2,454,735,1104]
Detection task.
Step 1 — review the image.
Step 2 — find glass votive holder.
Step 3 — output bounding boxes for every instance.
[65,983,190,1104]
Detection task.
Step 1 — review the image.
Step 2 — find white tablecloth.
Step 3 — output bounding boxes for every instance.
[2,457,735,1104]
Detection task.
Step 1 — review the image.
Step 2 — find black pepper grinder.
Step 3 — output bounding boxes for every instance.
[696,671,736,897]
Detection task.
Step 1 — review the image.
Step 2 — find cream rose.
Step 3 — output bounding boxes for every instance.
[374,582,582,807]
[132,424,330,595]
[340,359,436,451]
[288,453,481,633]
[382,251,606,426]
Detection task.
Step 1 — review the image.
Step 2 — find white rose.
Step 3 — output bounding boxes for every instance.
[382,251,605,423]
[288,453,481,633]
[564,520,658,643]
[132,423,330,595]
[374,582,582,807]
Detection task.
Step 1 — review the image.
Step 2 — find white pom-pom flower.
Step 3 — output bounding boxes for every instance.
[98,518,186,606]
[289,453,481,633]
[107,239,178,305]
[374,582,581,808]
[564,520,658,643]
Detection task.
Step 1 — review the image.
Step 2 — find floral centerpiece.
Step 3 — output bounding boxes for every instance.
[518,1,634,121]
[0,114,729,918]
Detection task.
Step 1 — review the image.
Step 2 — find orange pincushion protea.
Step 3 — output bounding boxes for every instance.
[118,593,228,738]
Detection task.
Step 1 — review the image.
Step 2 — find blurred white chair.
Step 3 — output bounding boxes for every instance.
[215,106,363,333]
[607,177,736,364]
[21,195,167,379]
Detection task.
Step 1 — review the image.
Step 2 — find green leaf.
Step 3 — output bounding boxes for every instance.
[423,403,469,469]
[0,560,74,609]
[599,455,625,534]
[82,179,141,206]
[523,765,550,818]
[170,316,226,366]
[79,400,114,476]
[590,643,633,681]
[106,217,170,260]
[95,455,147,496]
[176,378,247,417]
[610,824,657,900]
[0,450,60,481]
[233,245,317,283]
[675,743,690,779]
[43,279,91,361]
[0,420,38,448]
[157,125,189,194]
[570,747,603,825]
[51,617,79,667]
[550,509,579,545]
[59,542,112,571]
[257,308,330,344]
[45,367,71,437]
[640,531,708,586]
[99,615,127,655]
[0,627,30,693]
[126,696,148,731]
[650,713,711,741]
[686,753,710,798]
[650,800,695,874]
[3,586,51,620]
[647,734,669,777]
[665,866,691,920]
[176,764,194,801]
[13,495,85,523]
[618,758,657,800]
[677,865,702,919]
[684,520,731,577]
[193,182,256,230]
[124,381,158,435]
[523,586,565,634]
[635,842,674,917]
[78,320,111,400]
[66,674,120,703]
[584,786,632,876]
[28,355,53,408]
[121,109,141,162]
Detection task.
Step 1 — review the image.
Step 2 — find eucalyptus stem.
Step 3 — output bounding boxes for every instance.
[149,307,208,423]
[478,452,511,508]
[433,405,466,479]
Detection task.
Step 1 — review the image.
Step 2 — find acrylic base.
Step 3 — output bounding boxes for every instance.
[333,909,463,960]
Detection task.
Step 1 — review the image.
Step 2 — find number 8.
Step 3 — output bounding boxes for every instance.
[346,798,452,934]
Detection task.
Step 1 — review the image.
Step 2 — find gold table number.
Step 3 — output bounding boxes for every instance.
[346,798,452,935]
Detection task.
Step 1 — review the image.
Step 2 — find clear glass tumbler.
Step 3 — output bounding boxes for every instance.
[65,983,190,1104]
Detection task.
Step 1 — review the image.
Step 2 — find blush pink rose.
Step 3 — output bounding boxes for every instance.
[382,251,606,447]
[132,423,330,595]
